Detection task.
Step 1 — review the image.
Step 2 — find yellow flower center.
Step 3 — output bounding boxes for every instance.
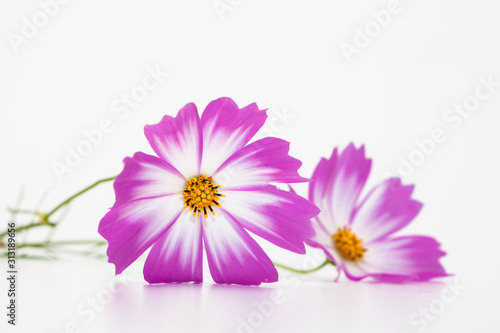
[182,175,224,218]
[332,226,367,262]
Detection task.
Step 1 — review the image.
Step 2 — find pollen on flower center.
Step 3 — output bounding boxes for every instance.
[181,175,224,218]
[332,226,367,262]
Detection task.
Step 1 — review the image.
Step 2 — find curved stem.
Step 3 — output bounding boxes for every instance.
[1,176,116,240]
[45,176,116,219]
[273,258,334,274]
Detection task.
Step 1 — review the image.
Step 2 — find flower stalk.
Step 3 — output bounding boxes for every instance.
[273,258,335,274]
[1,176,116,256]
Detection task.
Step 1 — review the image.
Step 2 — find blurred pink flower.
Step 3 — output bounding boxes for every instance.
[307,143,448,282]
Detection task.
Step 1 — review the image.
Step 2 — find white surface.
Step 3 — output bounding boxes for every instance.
[1,1,500,332]
[4,257,486,333]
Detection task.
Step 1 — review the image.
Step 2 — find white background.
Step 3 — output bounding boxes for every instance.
[1,1,500,332]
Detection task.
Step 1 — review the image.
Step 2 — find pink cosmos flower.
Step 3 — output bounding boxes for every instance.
[98,97,319,285]
[307,144,447,282]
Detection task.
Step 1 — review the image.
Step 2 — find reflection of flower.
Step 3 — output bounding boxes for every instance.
[99,97,319,285]
[307,144,447,282]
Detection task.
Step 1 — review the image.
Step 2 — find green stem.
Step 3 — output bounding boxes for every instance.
[0,221,55,239]
[45,176,116,219]
[1,176,116,241]
[8,208,39,215]
[17,239,107,249]
[273,258,334,274]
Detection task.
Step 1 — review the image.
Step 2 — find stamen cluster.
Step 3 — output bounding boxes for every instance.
[182,175,224,218]
[333,226,367,262]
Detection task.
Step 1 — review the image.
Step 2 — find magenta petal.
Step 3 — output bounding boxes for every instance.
[200,97,267,175]
[309,144,371,233]
[343,236,448,282]
[202,210,278,285]
[143,210,203,284]
[309,148,339,206]
[215,137,309,189]
[112,152,186,208]
[221,186,318,254]
[308,149,338,235]
[98,195,183,274]
[144,103,202,178]
[352,178,423,243]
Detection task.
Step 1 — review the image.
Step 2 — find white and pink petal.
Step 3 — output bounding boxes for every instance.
[309,144,371,234]
[202,210,278,285]
[200,97,267,175]
[144,103,202,178]
[309,149,338,206]
[214,137,309,190]
[220,185,318,254]
[342,235,448,282]
[112,152,186,208]
[351,178,423,243]
[98,194,184,275]
[305,219,341,265]
[143,210,203,284]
